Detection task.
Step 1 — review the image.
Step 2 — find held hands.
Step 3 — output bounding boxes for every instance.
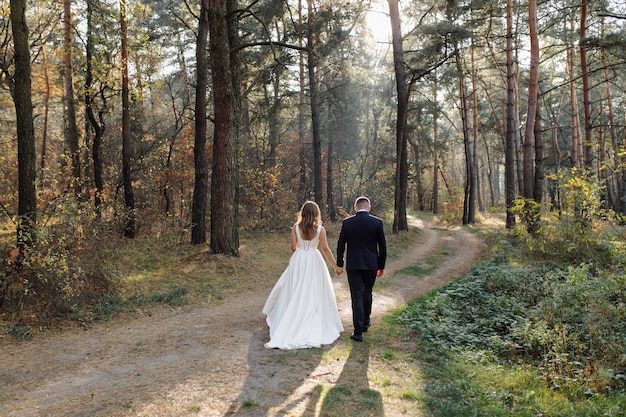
[334,266,344,276]
[376,269,384,278]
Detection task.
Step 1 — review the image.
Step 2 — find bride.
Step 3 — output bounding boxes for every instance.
[262,201,344,350]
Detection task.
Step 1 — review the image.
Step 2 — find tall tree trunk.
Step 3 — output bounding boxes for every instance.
[388,0,408,233]
[226,0,240,252]
[471,40,481,213]
[456,51,474,225]
[40,41,50,179]
[514,57,522,195]
[533,104,544,204]
[64,0,81,197]
[580,1,593,169]
[523,0,539,199]
[209,0,238,256]
[163,40,190,216]
[266,77,280,167]
[410,134,424,211]
[191,0,209,244]
[603,59,621,213]
[504,0,516,228]
[481,131,496,208]
[550,89,565,213]
[432,73,439,214]
[622,150,626,217]
[307,0,323,205]
[326,108,336,221]
[566,32,582,169]
[120,0,136,238]
[11,0,37,251]
[298,0,307,201]
[85,0,105,216]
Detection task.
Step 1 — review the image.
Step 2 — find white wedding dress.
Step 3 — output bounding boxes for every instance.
[262,225,344,349]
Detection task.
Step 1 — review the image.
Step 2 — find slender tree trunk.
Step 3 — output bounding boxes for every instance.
[622,150,626,216]
[11,0,37,251]
[85,0,105,216]
[566,31,582,169]
[514,58,522,195]
[580,1,593,169]
[209,0,238,256]
[598,103,610,207]
[432,73,439,214]
[603,60,621,212]
[64,0,81,197]
[408,133,424,211]
[456,51,474,225]
[120,0,136,238]
[523,0,539,199]
[163,40,190,216]
[40,42,50,179]
[533,104,544,204]
[550,89,565,212]
[298,0,307,201]
[226,0,240,252]
[389,0,408,232]
[326,108,336,221]
[504,0,516,228]
[267,76,280,167]
[307,0,323,205]
[191,0,209,244]
[481,131,496,208]
[471,40,482,213]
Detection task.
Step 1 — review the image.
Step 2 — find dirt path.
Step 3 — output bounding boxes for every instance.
[0,220,485,417]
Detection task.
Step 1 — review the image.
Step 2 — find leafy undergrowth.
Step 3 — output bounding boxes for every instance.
[0,214,411,338]
[395,220,626,416]
[0,227,286,336]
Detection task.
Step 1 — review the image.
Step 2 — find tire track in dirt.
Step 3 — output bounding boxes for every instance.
[0,220,485,417]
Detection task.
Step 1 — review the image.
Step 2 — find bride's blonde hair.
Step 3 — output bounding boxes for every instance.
[297,201,322,240]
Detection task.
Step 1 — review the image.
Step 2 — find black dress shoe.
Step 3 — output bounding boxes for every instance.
[363,321,371,332]
[350,333,363,342]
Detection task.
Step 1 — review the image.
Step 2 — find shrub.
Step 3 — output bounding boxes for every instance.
[0,196,117,330]
[396,233,626,395]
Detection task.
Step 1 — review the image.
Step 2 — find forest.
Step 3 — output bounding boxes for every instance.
[1,1,626,415]
[1,0,626,322]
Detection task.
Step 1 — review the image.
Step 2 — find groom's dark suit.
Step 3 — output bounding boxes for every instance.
[337,210,387,339]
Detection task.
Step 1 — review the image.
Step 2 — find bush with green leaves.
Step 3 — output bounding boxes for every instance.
[511,197,542,234]
[0,195,117,330]
[396,233,626,396]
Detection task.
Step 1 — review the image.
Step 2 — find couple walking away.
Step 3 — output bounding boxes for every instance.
[262,197,387,350]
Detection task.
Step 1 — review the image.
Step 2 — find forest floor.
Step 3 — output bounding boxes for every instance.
[0,216,490,417]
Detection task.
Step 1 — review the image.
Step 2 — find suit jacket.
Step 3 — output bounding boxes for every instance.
[337,211,387,271]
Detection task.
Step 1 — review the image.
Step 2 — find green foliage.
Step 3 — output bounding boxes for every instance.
[439,187,465,225]
[511,198,542,234]
[511,172,622,267]
[395,224,626,414]
[562,171,604,232]
[128,285,188,307]
[0,203,115,330]
[514,220,620,268]
[0,192,196,333]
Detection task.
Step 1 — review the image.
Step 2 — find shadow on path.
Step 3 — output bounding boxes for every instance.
[319,341,384,417]
[224,326,327,416]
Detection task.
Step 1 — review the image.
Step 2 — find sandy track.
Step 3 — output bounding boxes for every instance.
[0,220,485,416]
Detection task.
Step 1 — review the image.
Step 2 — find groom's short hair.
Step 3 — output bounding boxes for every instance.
[355,196,371,210]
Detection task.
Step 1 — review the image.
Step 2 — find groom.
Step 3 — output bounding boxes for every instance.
[336,196,387,342]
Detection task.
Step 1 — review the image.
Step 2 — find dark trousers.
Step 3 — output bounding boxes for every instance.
[347,269,377,334]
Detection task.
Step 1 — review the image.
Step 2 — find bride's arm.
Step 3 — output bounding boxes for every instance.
[291,225,298,252]
[319,227,343,275]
